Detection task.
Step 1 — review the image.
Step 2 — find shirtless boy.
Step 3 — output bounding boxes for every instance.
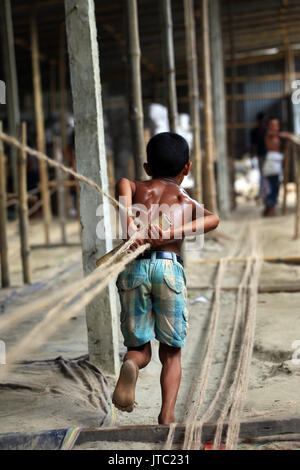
[112,132,219,425]
[263,118,291,216]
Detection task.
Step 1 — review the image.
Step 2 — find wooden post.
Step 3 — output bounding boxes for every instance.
[227,0,237,210]
[184,0,202,203]
[59,22,71,217]
[30,16,52,244]
[18,122,32,284]
[49,60,57,114]
[0,0,20,198]
[65,0,119,375]
[126,0,146,180]
[202,0,217,213]
[209,0,230,218]
[53,137,67,244]
[282,140,291,215]
[160,0,178,133]
[0,122,10,287]
[59,23,67,157]
[293,144,300,239]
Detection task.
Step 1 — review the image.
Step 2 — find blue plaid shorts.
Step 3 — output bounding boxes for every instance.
[116,252,188,348]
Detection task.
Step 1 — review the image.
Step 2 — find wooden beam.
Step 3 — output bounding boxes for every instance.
[0,122,10,288]
[64,0,119,375]
[184,0,202,203]
[75,418,300,447]
[30,16,52,244]
[160,0,178,133]
[126,0,146,180]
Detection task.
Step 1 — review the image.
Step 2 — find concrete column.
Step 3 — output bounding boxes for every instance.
[64,0,119,375]
[209,0,230,217]
[0,0,20,196]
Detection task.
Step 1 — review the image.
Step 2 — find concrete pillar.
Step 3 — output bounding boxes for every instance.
[64,0,119,375]
[0,0,20,196]
[209,0,230,217]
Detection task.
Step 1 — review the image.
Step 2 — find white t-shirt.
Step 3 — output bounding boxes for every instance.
[262,151,283,177]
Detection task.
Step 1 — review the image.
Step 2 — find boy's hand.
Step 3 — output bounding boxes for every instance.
[146,224,171,248]
[126,219,146,251]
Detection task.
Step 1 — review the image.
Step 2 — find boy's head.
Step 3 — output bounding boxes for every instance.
[145,132,191,179]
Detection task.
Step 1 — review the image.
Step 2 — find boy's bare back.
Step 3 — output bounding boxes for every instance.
[132,178,200,255]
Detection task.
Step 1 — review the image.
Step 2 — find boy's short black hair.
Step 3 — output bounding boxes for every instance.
[146,132,190,177]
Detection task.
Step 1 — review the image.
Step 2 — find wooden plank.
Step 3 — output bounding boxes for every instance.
[75,418,300,446]
[191,255,300,265]
[188,282,300,293]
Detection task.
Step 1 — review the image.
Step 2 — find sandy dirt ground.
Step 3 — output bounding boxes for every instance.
[0,201,300,449]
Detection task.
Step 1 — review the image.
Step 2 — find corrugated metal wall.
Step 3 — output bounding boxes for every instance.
[225,57,297,158]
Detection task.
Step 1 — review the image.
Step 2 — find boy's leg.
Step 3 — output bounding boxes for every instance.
[112,342,152,412]
[158,342,182,425]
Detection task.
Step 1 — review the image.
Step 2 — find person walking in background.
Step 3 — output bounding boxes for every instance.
[250,112,267,200]
[263,117,291,217]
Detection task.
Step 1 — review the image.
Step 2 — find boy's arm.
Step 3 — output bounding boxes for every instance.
[147,200,219,247]
[279,131,292,139]
[116,178,145,249]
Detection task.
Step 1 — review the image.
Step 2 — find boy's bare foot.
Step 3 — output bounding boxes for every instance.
[112,360,138,413]
[158,412,175,425]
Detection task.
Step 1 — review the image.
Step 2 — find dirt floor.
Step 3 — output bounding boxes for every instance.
[0,198,300,450]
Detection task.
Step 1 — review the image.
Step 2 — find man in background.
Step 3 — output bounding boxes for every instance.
[250,111,267,199]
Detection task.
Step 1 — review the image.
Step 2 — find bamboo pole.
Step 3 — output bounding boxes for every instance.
[160,0,178,133]
[59,24,67,156]
[209,0,230,218]
[126,0,146,181]
[53,136,67,244]
[59,22,71,217]
[202,0,217,213]
[184,0,202,203]
[0,122,10,288]
[282,139,291,215]
[49,60,56,114]
[294,145,300,239]
[30,16,52,244]
[0,0,20,201]
[18,122,32,284]
[227,0,237,210]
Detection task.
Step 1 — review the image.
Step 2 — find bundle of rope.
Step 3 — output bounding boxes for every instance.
[0,130,158,378]
[164,224,262,451]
